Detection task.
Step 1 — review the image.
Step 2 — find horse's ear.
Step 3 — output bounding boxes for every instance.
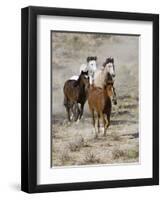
[81,70,84,74]
[102,61,107,68]
[87,57,90,62]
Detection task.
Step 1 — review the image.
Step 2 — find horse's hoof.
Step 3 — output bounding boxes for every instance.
[75,119,80,124]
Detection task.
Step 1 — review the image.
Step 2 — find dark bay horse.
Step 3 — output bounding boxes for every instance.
[63,71,89,121]
[88,73,114,137]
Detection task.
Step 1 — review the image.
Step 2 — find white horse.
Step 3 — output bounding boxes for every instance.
[94,57,117,105]
[70,56,97,85]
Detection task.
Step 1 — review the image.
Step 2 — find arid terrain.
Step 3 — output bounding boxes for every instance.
[51,31,139,167]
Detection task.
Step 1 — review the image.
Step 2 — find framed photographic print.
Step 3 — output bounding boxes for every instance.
[21,6,159,193]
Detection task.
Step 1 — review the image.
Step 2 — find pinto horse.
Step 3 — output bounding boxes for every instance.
[88,73,114,137]
[64,71,89,121]
[94,57,117,105]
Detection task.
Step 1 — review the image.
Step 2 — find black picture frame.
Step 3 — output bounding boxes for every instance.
[21,6,159,193]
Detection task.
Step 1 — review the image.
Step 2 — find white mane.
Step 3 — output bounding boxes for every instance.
[69,75,79,80]
[69,64,88,81]
[69,59,97,84]
[79,64,88,73]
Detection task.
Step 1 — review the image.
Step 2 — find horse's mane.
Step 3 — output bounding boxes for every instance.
[73,71,88,87]
[103,57,114,67]
[87,56,97,62]
[73,76,80,87]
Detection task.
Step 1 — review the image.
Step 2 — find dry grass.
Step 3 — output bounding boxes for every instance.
[83,151,101,164]
[112,148,126,160]
[112,147,139,161]
[68,135,84,152]
[59,148,71,165]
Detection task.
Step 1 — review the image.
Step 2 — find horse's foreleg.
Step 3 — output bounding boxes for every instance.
[91,109,98,138]
[66,105,71,121]
[112,86,117,105]
[104,114,110,136]
[70,103,75,121]
[101,112,106,136]
[97,113,100,133]
[64,96,71,121]
[91,109,95,128]
[79,103,84,119]
[73,103,80,121]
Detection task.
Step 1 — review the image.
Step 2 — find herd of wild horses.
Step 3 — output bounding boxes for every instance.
[63,57,117,137]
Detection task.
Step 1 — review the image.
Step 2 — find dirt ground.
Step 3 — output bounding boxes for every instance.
[51,31,139,167]
[52,95,139,166]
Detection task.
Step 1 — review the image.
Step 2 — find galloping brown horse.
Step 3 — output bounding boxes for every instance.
[63,71,89,121]
[88,73,114,137]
